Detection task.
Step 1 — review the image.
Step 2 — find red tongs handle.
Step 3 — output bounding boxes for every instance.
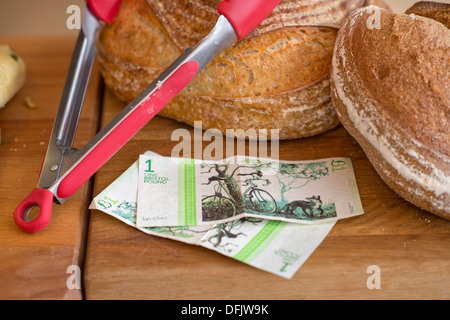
[14,0,123,234]
[218,0,280,40]
[56,61,199,200]
[14,188,54,233]
[86,0,122,23]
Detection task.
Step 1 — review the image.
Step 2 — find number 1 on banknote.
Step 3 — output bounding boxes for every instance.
[145,159,155,172]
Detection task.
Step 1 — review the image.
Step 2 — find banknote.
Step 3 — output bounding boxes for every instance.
[199,218,336,279]
[89,151,337,278]
[89,151,213,245]
[136,154,364,227]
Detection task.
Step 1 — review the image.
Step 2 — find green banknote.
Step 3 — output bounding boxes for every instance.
[89,151,213,244]
[89,151,337,279]
[137,154,363,227]
[199,218,335,279]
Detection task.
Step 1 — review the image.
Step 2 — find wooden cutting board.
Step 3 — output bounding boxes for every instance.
[0,36,101,299]
[84,88,450,299]
[0,36,448,300]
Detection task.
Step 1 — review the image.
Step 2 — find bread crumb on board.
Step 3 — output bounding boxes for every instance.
[24,96,38,109]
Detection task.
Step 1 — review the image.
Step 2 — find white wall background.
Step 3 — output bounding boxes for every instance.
[0,0,449,37]
[0,0,85,36]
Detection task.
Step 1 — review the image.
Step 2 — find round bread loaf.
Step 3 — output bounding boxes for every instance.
[96,0,386,140]
[405,1,450,26]
[331,5,450,219]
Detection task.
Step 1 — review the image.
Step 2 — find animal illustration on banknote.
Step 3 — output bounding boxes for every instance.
[281,195,324,219]
[203,218,263,252]
[200,159,340,222]
[150,225,215,240]
[110,200,137,220]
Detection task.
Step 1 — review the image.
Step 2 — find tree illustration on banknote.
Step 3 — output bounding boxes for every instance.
[112,200,137,220]
[271,162,329,202]
[274,249,301,273]
[228,159,336,221]
[200,159,337,222]
[268,161,337,221]
[271,161,337,220]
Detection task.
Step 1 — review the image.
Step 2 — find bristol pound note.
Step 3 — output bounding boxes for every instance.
[136,155,363,227]
[89,151,213,245]
[199,218,336,279]
[90,152,337,279]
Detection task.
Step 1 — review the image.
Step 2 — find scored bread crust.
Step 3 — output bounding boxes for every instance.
[331,6,450,219]
[96,0,385,140]
[405,1,450,27]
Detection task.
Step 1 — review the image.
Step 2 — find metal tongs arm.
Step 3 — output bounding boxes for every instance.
[38,5,101,190]
[14,0,123,233]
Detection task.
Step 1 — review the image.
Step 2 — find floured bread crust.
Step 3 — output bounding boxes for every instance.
[331,6,450,219]
[96,0,385,139]
[405,1,450,27]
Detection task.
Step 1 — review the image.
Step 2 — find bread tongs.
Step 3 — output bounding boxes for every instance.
[14,0,281,232]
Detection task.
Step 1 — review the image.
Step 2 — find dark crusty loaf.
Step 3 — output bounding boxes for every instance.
[331,3,450,219]
[96,0,387,140]
[405,1,450,27]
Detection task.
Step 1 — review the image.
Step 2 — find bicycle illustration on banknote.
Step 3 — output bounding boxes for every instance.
[201,174,277,222]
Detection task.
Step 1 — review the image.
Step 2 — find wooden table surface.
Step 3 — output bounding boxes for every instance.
[0,36,449,300]
[0,36,101,299]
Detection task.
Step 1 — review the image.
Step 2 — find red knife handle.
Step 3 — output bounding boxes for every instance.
[56,61,199,200]
[218,0,281,40]
[86,0,122,23]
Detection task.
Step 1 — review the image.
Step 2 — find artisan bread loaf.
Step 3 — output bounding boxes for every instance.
[96,0,386,140]
[405,1,450,27]
[331,4,450,219]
